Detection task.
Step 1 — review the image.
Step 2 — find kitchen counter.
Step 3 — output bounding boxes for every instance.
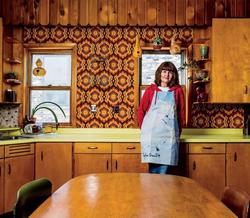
[1,128,250,145]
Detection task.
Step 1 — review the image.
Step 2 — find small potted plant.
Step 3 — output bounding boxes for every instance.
[179,60,209,81]
[178,60,201,72]
[26,101,66,129]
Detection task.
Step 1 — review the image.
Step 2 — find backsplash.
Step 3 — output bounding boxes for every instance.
[22,25,244,128]
[0,106,19,128]
[23,25,192,128]
[191,104,244,128]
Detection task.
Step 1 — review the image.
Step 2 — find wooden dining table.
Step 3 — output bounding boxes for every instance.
[30,173,236,218]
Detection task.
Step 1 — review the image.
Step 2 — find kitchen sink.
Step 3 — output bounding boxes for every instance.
[0,135,35,140]
[0,136,21,140]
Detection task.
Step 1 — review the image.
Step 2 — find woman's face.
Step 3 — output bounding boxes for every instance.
[161,70,173,86]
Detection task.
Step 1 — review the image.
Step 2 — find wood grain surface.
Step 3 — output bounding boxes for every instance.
[30,173,237,218]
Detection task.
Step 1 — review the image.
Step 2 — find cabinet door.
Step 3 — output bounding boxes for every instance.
[74,154,112,176]
[211,19,250,102]
[4,155,34,213]
[35,143,72,192]
[112,143,148,173]
[74,143,112,176]
[227,143,250,194]
[0,159,4,214]
[188,154,225,199]
[112,154,148,172]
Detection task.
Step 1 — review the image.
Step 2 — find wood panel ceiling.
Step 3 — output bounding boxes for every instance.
[0,0,250,26]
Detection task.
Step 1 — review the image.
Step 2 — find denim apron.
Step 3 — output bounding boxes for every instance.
[140,90,179,165]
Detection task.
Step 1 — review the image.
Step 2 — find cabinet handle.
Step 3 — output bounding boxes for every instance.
[192,161,196,170]
[8,164,11,175]
[41,151,44,161]
[106,160,109,171]
[234,152,237,162]
[202,146,213,150]
[244,85,248,94]
[87,146,98,150]
[115,160,118,170]
[126,146,136,150]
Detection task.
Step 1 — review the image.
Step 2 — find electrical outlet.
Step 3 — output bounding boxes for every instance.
[91,105,96,113]
[113,105,119,113]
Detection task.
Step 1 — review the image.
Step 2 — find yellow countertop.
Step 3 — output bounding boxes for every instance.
[1,128,250,146]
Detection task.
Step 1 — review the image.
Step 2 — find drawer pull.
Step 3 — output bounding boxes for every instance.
[126,146,136,150]
[202,146,213,150]
[115,160,118,170]
[234,152,237,162]
[193,161,196,170]
[87,146,98,150]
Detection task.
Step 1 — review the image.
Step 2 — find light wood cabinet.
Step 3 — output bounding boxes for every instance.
[0,158,4,214]
[187,143,225,199]
[74,143,112,176]
[4,143,34,213]
[211,19,250,102]
[227,143,250,194]
[35,142,72,192]
[112,143,148,173]
[74,142,148,175]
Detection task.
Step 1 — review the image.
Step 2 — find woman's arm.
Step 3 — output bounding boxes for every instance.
[137,88,151,128]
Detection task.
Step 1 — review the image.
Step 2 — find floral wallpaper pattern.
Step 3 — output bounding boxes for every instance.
[23,25,244,128]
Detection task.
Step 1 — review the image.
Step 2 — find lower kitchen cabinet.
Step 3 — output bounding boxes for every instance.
[227,143,250,194]
[112,143,148,172]
[187,143,225,199]
[74,143,112,176]
[0,157,4,214]
[35,142,72,192]
[4,143,35,213]
[74,142,148,175]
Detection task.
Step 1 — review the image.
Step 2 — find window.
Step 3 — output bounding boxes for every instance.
[27,45,76,126]
[139,49,186,98]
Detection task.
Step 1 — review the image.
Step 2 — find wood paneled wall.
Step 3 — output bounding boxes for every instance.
[0,0,250,26]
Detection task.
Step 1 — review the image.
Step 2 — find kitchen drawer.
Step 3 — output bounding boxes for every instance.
[74,143,111,153]
[112,143,141,153]
[5,143,34,157]
[0,146,4,158]
[188,143,225,154]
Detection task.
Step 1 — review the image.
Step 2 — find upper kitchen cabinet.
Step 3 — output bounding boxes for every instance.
[211,19,250,103]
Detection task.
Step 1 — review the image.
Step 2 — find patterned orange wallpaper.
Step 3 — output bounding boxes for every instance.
[191,104,244,128]
[23,25,244,128]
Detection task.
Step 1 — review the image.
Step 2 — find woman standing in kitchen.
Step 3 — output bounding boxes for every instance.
[138,61,186,174]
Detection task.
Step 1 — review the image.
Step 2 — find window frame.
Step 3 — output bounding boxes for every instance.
[138,48,187,99]
[24,43,77,127]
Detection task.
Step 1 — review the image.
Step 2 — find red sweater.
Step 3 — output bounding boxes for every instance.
[137,84,186,133]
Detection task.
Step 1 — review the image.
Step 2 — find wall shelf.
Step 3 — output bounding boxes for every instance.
[193,80,210,85]
[0,102,21,106]
[4,36,22,44]
[5,79,21,85]
[4,57,22,64]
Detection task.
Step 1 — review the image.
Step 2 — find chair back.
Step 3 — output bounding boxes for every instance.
[221,186,250,218]
[13,177,52,218]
